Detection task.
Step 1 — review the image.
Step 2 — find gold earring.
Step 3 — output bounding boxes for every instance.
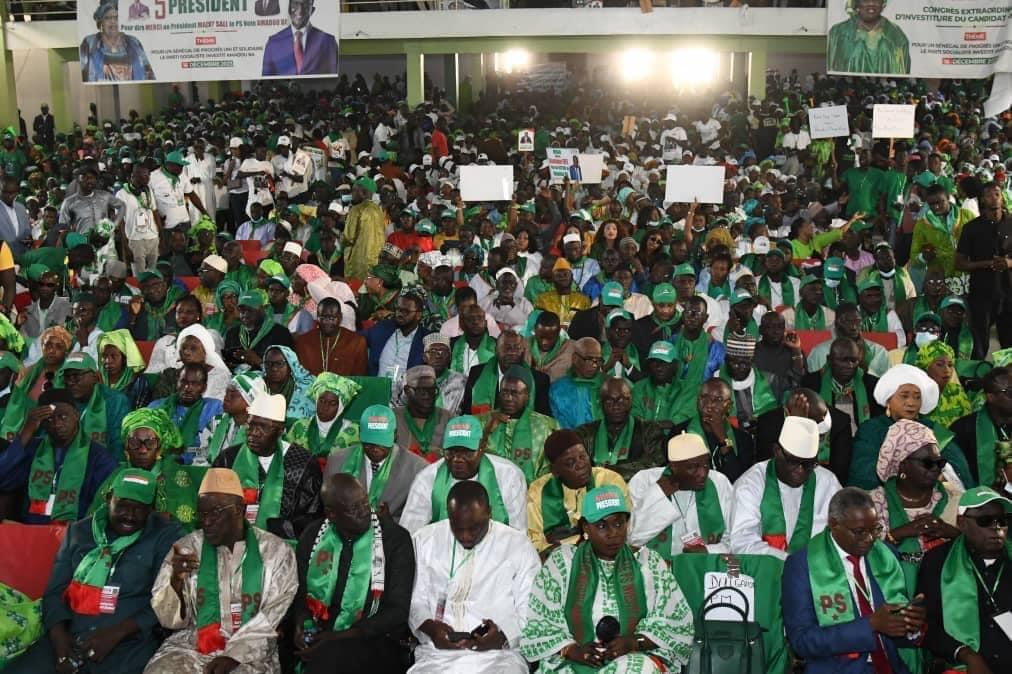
[899,472,906,479]
[582,533,589,540]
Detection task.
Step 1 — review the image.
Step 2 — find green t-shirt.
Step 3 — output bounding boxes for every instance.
[0,149,27,181]
[842,166,886,217]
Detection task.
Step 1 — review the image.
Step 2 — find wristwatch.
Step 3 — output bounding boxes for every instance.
[635,634,650,652]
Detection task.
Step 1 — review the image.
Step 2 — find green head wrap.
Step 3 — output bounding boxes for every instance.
[120,408,184,452]
[0,314,26,356]
[0,350,22,374]
[215,279,242,310]
[97,329,146,374]
[307,372,362,407]
[190,216,216,238]
[916,340,956,370]
[259,259,284,277]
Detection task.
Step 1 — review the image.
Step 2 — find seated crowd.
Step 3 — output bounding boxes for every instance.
[0,69,1010,674]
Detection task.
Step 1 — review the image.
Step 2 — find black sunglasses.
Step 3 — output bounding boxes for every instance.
[963,514,1012,529]
[914,458,948,471]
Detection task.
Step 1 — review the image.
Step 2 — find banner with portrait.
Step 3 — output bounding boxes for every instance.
[826,0,1012,78]
[77,0,340,84]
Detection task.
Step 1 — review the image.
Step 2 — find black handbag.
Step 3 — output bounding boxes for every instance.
[683,585,767,674]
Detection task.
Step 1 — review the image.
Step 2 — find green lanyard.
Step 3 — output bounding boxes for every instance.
[448,540,474,580]
[970,561,1005,612]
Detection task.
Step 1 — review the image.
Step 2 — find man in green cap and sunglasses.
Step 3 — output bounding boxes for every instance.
[148,150,208,231]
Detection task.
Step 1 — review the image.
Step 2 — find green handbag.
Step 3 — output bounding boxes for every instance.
[683,585,767,674]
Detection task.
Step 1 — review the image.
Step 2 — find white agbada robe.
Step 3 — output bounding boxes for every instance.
[145,528,297,674]
[408,520,540,674]
[184,152,217,222]
[728,459,842,561]
[627,468,734,558]
[400,454,528,535]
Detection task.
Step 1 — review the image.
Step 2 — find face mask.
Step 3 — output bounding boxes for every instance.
[816,411,832,435]
[914,331,939,348]
[825,278,840,288]
[878,268,896,279]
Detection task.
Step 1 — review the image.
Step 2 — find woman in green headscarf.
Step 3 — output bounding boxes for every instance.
[917,340,976,429]
[204,279,241,336]
[187,215,217,269]
[97,329,152,409]
[284,371,362,457]
[89,408,205,530]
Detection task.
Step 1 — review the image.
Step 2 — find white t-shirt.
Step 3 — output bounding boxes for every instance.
[115,185,159,241]
[148,168,193,228]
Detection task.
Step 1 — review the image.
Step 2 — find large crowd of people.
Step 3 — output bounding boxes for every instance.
[0,66,1009,674]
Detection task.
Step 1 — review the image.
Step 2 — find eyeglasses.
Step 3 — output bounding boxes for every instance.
[408,385,437,397]
[963,514,1012,529]
[914,458,947,471]
[127,436,160,451]
[780,452,817,471]
[840,523,885,540]
[263,360,288,370]
[576,353,603,365]
[197,503,240,525]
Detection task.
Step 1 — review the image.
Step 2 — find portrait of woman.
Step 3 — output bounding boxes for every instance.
[80,1,155,82]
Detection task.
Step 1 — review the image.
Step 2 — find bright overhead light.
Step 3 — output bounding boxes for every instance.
[671,47,720,87]
[498,49,530,74]
[620,49,654,83]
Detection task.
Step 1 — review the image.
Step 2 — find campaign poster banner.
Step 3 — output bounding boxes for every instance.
[826,0,1012,78]
[78,0,340,84]
[547,148,580,185]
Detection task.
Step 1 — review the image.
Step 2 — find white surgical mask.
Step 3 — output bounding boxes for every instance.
[825,278,840,288]
[914,332,939,348]
[878,268,896,279]
[816,411,832,435]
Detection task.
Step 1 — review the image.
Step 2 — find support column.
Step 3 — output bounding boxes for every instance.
[443,53,458,106]
[406,48,424,108]
[206,80,224,103]
[748,46,767,101]
[138,84,158,117]
[730,51,749,102]
[48,50,72,133]
[0,10,18,128]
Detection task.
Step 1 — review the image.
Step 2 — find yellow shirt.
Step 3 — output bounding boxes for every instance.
[533,290,592,328]
[526,466,628,552]
[0,242,13,271]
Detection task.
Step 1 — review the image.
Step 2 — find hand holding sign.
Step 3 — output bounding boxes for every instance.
[872,104,915,139]
[808,105,850,139]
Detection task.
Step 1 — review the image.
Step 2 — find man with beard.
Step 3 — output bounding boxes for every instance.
[223,292,294,371]
[802,337,883,435]
[461,329,551,416]
[364,288,430,378]
[528,311,574,383]
[393,365,454,464]
[146,468,298,674]
[672,378,756,482]
[213,393,322,542]
[294,297,367,376]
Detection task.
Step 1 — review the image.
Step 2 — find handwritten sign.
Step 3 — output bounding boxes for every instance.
[703,571,755,621]
[459,165,514,202]
[808,105,850,139]
[872,104,916,139]
[664,165,725,204]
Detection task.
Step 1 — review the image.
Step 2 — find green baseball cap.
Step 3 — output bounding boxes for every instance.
[851,219,873,233]
[824,257,845,280]
[601,282,625,307]
[359,405,396,448]
[940,296,967,312]
[163,150,189,166]
[605,308,633,327]
[729,289,755,306]
[799,274,822,290]
[58,352,99,373]
[238,292,264,309]
[673,263,696,277]
[957,486,1012,515]
[651,283,676,304]
[138,270,164,283]
[648,341,676,363]
[767,248,786,259]
[111,468,157,505]
[443,415,482,451]
[914,311,942,327]
[581,485,630,523]
[857,277,883,294]
[416,218,436,235]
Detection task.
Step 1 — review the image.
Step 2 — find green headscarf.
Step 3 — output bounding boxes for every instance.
[259,259,284,277]
[215,279,242,310]
[916,340,973,429]
[120,408,184,452]
[96,329,145,391]
[0,314,25,356]
[307,371,362,406]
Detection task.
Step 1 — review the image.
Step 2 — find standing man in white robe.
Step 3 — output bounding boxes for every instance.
[400,414,528,534]
[185,139,217,224]
[628,432,734,561]
[729,416,842,560]
[145,468,298,674]
[409,481,540,674]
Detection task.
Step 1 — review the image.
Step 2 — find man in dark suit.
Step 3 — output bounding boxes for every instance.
[261,0,338,76]
[783,487,925,674]
[757,387,853,485]
[0,176,31,257]
[363,293,430,377]
[801,337,883,436]
[32,103,55,149]
[459,329,551,416]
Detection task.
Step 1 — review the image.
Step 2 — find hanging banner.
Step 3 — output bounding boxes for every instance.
[826,0,1012,78]
[77,0,340,84]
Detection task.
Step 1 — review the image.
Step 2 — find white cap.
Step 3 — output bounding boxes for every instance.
[667,432,708,462]
[477,153,489,161]
[422,154,433,166]
[283,242,304,257]
[229,137,242,149]
[778,416,820,459]
[562,233,582,246]
[248,393,287,423]
[202,254,227,274]
[357,151,370,159]
[495,267,518,280]
[276,135,291,147]
[752,236,771,254]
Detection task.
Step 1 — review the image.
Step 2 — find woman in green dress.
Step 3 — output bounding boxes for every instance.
[521,485,694,673]
[915,340,976,429]
[284,371,362,458]
[204,279,241,337]
[90,408,205,530]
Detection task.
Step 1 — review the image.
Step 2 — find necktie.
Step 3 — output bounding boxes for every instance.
[293,30,304,74]
[847,555,893,674]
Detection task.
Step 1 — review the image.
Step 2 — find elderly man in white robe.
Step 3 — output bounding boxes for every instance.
[628,432,734,562]
[144,468,298,674]
[729,416,842,560]
[399,414,528,535]
[409,480,540,674]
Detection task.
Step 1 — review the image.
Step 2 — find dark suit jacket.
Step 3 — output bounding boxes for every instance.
[324,446,426,522]
[756,407,853,485]
[800,370,883,427]
[783,546,913,674]
[951,410,994,485]
[261,24,338,76]
[222,321,295,370]
[362,320,429,376]
[458,361,552,417]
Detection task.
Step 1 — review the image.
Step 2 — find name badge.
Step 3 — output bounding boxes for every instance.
[245,504,259,525]
[230,602,243,632]
[99,586,120,614]
[434,593,446,622]
[44,493,55,516]
[993,611,1012,640]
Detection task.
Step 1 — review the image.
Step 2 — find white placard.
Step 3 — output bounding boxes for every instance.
[872,104,916,139]
[576,154,604,184]
[808,105,850,139]
[664,165,725,204]
[459,165,514,202]
[703,572,755,621]
[518,129,535,152]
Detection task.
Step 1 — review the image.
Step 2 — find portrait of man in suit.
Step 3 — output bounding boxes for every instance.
[261,0,338,77]
[254,0,279,16]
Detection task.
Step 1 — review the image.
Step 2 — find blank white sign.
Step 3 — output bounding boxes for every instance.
[459,165,515,202]
[872,104,916,139]
[665,165,725,204]
[577,154,604,184]
[808,105,850,139]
